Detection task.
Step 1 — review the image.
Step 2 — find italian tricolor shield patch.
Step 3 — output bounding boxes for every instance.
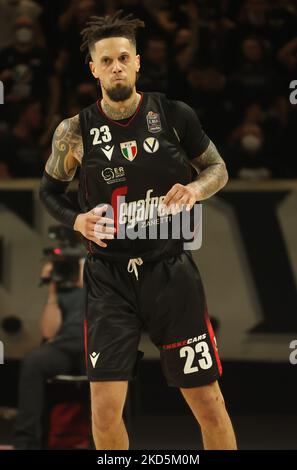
[120,141,137,161]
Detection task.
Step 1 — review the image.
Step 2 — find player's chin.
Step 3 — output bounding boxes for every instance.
[107,83,133,102]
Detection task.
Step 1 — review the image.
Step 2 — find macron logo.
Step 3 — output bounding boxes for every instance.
[101,145,114,161]
[90,352,100,368]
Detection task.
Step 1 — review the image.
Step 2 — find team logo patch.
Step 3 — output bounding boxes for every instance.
[101,166,126,184]
[120,141,137,161]
[143,137,159,153]
[146,111,162,133]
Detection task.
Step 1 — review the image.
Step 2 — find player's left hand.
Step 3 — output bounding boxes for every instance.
[163,183,197,215]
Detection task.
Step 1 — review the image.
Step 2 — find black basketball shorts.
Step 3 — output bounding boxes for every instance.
[83,251,222,387]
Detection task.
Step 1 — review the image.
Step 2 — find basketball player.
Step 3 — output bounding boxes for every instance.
[39,11,237,450]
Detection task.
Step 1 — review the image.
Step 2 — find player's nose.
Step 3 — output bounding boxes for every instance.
[112,59,122,73]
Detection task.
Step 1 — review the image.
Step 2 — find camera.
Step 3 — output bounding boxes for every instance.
[41,225,86,289]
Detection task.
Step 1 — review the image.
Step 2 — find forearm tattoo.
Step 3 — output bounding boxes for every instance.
[45,115,83,181]
[190,141,228,200]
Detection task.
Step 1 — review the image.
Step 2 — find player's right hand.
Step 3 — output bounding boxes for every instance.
[73,204,116,248]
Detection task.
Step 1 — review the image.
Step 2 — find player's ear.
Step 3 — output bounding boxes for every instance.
[135,54,140,72]
[89,61,99,79]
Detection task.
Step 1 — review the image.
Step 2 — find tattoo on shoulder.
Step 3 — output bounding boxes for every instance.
[45,115,83,181]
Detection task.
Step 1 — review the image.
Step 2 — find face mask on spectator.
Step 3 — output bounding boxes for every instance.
[240,134,262,153]
[16,27,33,44]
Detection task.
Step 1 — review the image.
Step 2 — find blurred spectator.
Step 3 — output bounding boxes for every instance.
[266,0,297,49]
[138,36,189,99]
[230,36,281,110]
[277,36,297,82]
[172,1,198,73]
[13,259,85,450]
[0,1,295,180]
[225,103,282,179]
[67,81,98,116]
[0,0,42,51]
[185,66,236,145]
[16,0,42,19]
[138,35,168,92]
[143,0,179,35]
[110,0,162,47]
[0,99,45,178]
[238,0,270,31]
[34,0,69,56]
[227,123,272,179]
[58,0,98,32]
[0,14,60,124]
[56,0,101,89]
[235,0,297,53]
[0,0,18,51]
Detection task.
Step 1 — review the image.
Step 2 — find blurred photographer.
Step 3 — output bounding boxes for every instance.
[13,249,85,450]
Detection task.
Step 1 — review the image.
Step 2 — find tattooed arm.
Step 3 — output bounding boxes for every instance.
[187,140,228,201]
[45,115,83,181]
[40,117,115,246]
[39,115,83,228]
[164,140,228,210]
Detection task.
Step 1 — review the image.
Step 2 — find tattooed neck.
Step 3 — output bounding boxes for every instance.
[101,93,141,120]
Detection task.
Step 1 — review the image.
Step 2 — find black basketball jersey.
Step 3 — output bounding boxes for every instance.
[78,92,195,262]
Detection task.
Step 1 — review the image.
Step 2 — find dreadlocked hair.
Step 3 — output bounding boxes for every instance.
[80,10,145,63]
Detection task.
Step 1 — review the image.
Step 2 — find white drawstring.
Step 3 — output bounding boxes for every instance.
[127,258,143,280]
